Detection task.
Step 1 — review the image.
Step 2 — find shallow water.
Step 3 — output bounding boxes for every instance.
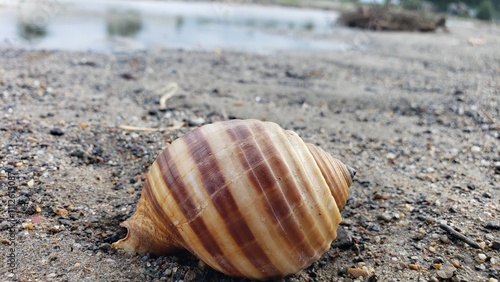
[0,0,350,53]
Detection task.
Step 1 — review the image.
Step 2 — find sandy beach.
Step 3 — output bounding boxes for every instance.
[0,2,499,281]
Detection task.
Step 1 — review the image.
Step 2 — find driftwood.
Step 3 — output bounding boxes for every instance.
[340,6,447,32]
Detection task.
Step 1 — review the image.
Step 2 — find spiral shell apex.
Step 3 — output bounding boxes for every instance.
[113,119,355,280]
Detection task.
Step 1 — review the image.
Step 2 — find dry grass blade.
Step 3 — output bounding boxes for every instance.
[159,82,179,110]
[118,121,184,133]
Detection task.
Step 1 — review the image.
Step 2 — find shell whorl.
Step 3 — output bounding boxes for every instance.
[113,119,354,280]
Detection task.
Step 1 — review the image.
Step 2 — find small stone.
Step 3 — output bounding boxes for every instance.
[433,257,445,264]
[475,264,486,271]
[188,117,205,126]
[164,269,172,276]
[49,225,63,233]
[490,257,497,264]
[54,208,68,216]
[479,241,486,249]
[485,221,500,230]
[27,137,38,142]
[428,277,439,282]
[80,122,88,129]
[373,192,389,200]
[184,270,197,282]
[426,216,437,224]
[49,128,64,136]
[409,264,421,270]
[1,238,11,244]
[450,259,461,268]
[429,246,436,253]
[433,263,442,269]
[492,241,500,250]
[27,179,35,187]
[98,243,111,251]
[331,227,353,250]
[120,72,137,80]
[440,235,450,244]
[47,273,57,278]
[377,213,392,222]
[386,153,396,160]
[489,278,498,282]
[126,187,135,194]
[478,253,487,261]
[470,146,481,153]
[436,263,456,279]
[347,267,369,279]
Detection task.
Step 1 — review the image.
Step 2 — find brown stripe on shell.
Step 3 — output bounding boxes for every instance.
[306,143,350,210]
[142,169,189,252]
[226,120,317,264]
[252,121,329,262]
[156,146,242,276]
[183,125,281,278]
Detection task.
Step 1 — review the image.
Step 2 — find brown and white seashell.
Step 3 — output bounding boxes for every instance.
[113,119,355,280]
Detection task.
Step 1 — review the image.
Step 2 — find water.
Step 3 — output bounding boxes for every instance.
[0,0,351,54]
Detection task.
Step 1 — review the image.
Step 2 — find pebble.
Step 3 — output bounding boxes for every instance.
[377,213,392,222]
[479,241,486,249]
[347,267,369,279]
[490,279,499,282]
[470,146,481,153]
[492,241,500,250]
[409,263,421,270]
[386,153,396,160]
[188,117,205,126]
[54,208,68,216]
[475,264,486,271]
[184,270,197,282]
[434,257,445,264]
[440,235,450,244]
[450,259,460,268]
[331,227,353,249]
[478,253,487,261]
[426,216,437,224]
[49,128,64,136]
[436,263,456,279]
[429,246,436,253]
[485,221,500,230]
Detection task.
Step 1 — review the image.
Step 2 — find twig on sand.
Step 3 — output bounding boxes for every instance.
[439,223,481,249]
[159,82,179,110]
[118,125,165,132]
[118,120,184,134]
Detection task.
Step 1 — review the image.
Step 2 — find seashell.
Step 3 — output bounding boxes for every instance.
[113,119,355,280]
